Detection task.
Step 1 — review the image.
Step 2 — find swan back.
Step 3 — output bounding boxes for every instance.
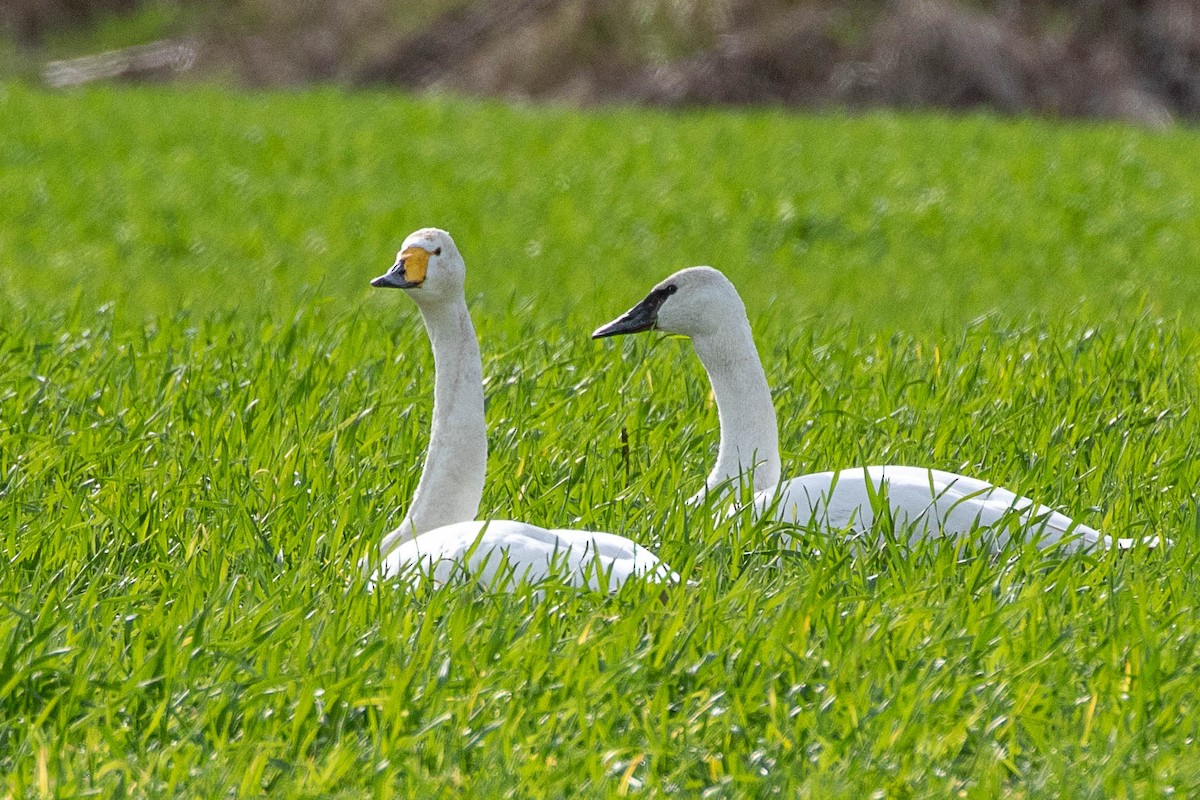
[760,466,1126,551]
[379,519,679,591]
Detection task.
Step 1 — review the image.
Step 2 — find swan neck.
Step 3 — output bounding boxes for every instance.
[380,296,487,555]
[691,317,781,495]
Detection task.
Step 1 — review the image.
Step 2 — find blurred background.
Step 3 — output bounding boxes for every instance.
[3,0,1197,126]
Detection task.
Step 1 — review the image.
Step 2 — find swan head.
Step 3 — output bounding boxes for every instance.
[592,266,743,340]
[371,228,465,304]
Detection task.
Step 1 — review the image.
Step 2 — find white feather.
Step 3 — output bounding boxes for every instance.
[597,267,1163,552]
[377,520,678,589]
[369,228,676,591]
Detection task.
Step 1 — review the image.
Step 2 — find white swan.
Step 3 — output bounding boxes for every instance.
[593,266,1160,552]
[367,228,675,590]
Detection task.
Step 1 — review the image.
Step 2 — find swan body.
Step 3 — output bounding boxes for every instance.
[594,266,1160,552]
[378,519,677,589]
[759,466,1136,551]
[368,228,675,590]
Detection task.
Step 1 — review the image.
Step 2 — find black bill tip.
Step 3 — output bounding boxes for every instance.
[592,310,656,338]
[592,285,676,339]
[371,272,418,289]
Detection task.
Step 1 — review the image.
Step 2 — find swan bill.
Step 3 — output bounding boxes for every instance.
[371,246,431,289]
[592,286,674,338]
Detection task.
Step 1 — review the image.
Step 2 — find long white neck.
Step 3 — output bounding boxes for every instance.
[690,316,781,497]
[379,296,487,556]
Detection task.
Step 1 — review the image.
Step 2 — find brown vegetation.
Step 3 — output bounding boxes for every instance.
[6,0,1199,124]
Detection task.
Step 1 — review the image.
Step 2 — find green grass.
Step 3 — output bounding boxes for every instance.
[2,84,1200,797]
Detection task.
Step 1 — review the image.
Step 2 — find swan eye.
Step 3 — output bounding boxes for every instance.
[650,284,677,302]
[433,248,442,256]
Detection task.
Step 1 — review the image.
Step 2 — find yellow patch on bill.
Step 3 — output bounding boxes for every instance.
[399,246,431,285]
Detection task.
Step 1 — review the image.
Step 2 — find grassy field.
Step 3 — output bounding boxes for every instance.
[2,84,1200,797]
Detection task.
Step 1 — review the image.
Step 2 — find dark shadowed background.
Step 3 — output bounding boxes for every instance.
[4,0,1198,125]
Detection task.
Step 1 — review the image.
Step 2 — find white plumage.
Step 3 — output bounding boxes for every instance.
[756,466,1143,551]
[368,228,676,590]
[594,266,1161,552]
[380,520,677,589]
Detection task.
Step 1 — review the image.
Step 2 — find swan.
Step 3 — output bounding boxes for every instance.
[366,228,675,590]
[593,266,1159,552]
